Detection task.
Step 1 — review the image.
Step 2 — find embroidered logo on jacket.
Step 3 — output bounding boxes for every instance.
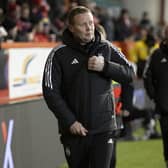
[71,58,79,64]
[65,147,71,157]
[160,57,167,63]
[107,138,113,144]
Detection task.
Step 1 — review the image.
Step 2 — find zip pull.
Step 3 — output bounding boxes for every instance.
[98,53,103,57]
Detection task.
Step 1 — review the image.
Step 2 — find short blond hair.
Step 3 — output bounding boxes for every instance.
[67,6,92,25]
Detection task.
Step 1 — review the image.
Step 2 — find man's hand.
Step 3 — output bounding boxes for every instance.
[70,121,88,136]
[88,56,104,72]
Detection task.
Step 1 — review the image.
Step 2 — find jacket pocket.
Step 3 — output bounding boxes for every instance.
[93,92,114,127]
[107,92,114,114]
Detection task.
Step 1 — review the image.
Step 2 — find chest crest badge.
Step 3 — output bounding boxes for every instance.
[71,58,79,64]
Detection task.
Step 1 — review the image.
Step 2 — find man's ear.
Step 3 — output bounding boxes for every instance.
[69,25,74,33]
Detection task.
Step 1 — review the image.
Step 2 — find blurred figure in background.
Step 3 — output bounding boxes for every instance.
[32,18,50,42]
[114,8,134,41]
[133,28,160,140]
[0,8,4,24]
[18,3,33,39]
[139,11,151,30]
[110,80,123,168]
[98,7,115,41]
[143,29,168,167]
[2,19,19,42]
[135,31,157,78]
[0,26,8,89]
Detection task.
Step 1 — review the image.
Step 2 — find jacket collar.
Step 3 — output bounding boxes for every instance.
[160,39,168,57]
[62,28,102,55]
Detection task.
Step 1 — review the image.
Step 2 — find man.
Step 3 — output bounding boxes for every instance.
[143,38,168,168]
[42,6,134,168]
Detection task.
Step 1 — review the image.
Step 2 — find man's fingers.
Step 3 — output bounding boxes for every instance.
[80,126,88,136]
[88,55,104,71]
[78,124,88,136]
[70,121,80,134]
[70,121,88,136]
[88,56,97,62]
[88,56,98,70]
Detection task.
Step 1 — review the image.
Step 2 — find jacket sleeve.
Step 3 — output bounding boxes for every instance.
[102,44,135,83]
[42,48,76,129]
[143,53,156,100]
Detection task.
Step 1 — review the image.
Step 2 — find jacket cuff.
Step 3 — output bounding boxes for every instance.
[66,118,76,129]
[102,60,109,75]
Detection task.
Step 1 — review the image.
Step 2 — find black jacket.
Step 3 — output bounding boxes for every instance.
[143,40,168,113]
[42,29,134,134]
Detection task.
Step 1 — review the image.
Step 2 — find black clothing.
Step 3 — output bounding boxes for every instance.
[42,29,134,135]
[61,132,113,168]
[110,139,117,168]
[143,39,168,161]
[159,115,168,161]
[114,18,133,41]
[143,42,168,113]
[0,50,7,89]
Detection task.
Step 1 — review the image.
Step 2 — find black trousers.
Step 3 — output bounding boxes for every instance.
[159,115,168,161]
[60,132,114,168]
[110,139,117,168]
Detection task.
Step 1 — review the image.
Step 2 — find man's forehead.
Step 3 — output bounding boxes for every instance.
[73,12,93,22]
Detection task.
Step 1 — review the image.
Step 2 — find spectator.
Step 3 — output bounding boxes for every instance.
[32,18,49,42]
[114,8,134,41]
[139,11,151,30]
[0,8,4,24]
[19,3,32,34]
[30,0,50,24]
[2,18,19,42]
[135,31,157,78]
[0,49,8,89]
[98,7,115,41]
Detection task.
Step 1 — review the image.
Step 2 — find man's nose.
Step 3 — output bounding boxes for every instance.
[86,23,91,30]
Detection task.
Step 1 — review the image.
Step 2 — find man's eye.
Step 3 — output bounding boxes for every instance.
[89,21,93,25]
[77,23,84,27]
[81,23,85,26]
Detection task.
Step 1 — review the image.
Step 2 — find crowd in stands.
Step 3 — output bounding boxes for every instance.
[0,0,167,44]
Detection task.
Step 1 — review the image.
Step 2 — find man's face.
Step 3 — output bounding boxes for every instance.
[69,12,95,44]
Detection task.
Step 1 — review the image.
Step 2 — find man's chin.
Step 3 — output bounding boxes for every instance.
[79,36,94,45]
[84,37,94,43]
